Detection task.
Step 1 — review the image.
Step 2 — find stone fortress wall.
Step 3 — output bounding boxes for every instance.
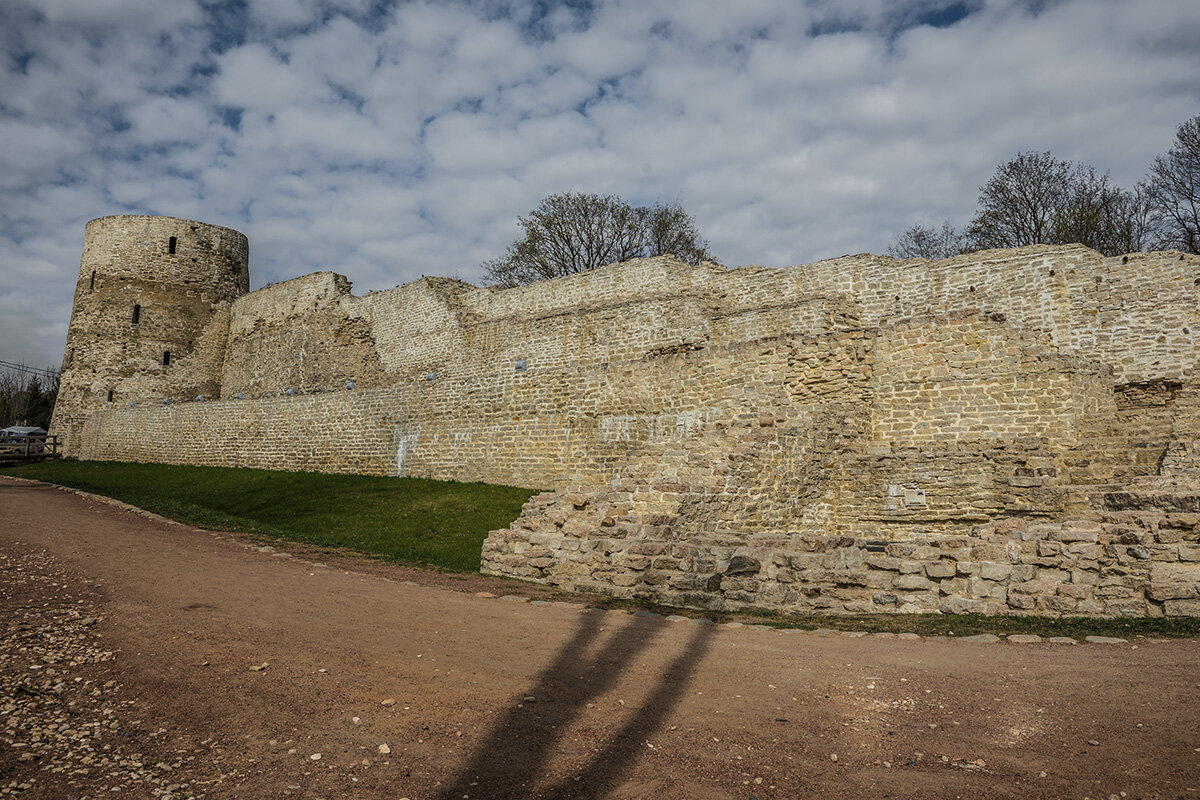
[54,216,249,455]
[51,215,1200,617]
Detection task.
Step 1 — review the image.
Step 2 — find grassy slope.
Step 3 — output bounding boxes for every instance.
[1,460,538,573]
[4,460,1198,637]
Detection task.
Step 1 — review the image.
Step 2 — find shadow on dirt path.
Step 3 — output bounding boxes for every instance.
[4,477,1199,800]
[437,612,716,799]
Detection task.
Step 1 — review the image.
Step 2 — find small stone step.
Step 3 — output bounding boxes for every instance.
[1104,487,1200,513]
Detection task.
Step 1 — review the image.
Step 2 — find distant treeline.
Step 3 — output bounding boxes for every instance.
[0,365,58,430]
[888,113,1200,259]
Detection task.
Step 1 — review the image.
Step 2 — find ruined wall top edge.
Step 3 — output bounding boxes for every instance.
[235,242,1175,313]
[85,214,248,243]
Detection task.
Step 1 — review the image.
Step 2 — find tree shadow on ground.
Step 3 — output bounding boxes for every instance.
[436,611,715,800]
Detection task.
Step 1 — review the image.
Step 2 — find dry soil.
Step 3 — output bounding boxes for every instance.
[1,476,1198,800]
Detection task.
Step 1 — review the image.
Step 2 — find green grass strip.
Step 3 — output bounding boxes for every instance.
[4,460,1198,638]
[2,460,538,573]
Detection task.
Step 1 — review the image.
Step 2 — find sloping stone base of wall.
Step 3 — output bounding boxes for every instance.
[482,481,1200,618]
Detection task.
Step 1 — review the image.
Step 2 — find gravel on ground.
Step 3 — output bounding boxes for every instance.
[1,476,1198,799]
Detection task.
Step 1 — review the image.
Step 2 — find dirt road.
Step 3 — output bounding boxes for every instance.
[1,477,1198,799]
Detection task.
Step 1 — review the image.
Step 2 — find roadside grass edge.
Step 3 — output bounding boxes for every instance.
[4,460,1198,639]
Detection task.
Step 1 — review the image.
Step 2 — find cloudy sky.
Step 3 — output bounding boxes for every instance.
[2,0,1199,369]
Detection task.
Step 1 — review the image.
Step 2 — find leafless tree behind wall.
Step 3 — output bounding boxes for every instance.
[483,192,716,287]
[886,220,965,259]
[1147,114,1200,254]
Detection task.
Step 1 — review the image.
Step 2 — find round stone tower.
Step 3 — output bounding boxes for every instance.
[50,215,250,456]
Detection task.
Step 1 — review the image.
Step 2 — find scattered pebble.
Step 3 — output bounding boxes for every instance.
[0,549,207,797]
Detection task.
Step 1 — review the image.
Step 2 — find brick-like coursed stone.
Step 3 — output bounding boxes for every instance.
[47,219,1200,619]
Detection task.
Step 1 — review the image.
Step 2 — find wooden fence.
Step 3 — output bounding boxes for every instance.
[0,434,62,465]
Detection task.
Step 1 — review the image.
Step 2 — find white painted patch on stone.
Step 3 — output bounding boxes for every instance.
[395,427,421,476]
[599,416,635,443]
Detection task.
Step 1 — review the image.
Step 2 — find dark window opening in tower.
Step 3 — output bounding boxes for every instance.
[90,271,96,290]
[169,236,177,255]
[163,350,171,366]
[132,304,141,324]
[107,390,114,402]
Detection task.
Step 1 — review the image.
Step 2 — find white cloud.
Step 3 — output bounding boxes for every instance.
[1,0,1199,368]
[0,120,89,185]
[28,0,202,28]
[213,44,321,110]
[126,97,215,145]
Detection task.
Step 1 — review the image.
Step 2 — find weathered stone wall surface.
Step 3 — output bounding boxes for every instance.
[220,272,387,397]
[77,297,863,489]
[51,215,249,455]
[483,491,1200,617]
[55,214,1200,616]
[869,314,1112,445]
[779,246,1200,383]
[356,277,477,380]
[214,246,1200,406]
[82,312,1112,540]
[214,255,860,392]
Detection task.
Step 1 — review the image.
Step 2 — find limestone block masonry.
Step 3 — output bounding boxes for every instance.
[53,215,248,455]
[50,214,1200,617]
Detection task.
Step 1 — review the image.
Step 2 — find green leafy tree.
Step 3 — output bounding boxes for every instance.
[0,366,57,429]
[483,192,716,287]
[25,371,59,430]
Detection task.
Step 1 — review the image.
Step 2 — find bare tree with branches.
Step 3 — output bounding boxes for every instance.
[1050,167,1158,256]
[483,193,715,287]
[1147,114,1200,254]
[886,219,965,259]
[964,151,1074,250]
[899,151,1160,257]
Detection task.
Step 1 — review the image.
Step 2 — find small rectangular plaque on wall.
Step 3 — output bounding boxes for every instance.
[904,487,927,507]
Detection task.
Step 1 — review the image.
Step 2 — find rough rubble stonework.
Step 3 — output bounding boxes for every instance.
[49,214,1200,617]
